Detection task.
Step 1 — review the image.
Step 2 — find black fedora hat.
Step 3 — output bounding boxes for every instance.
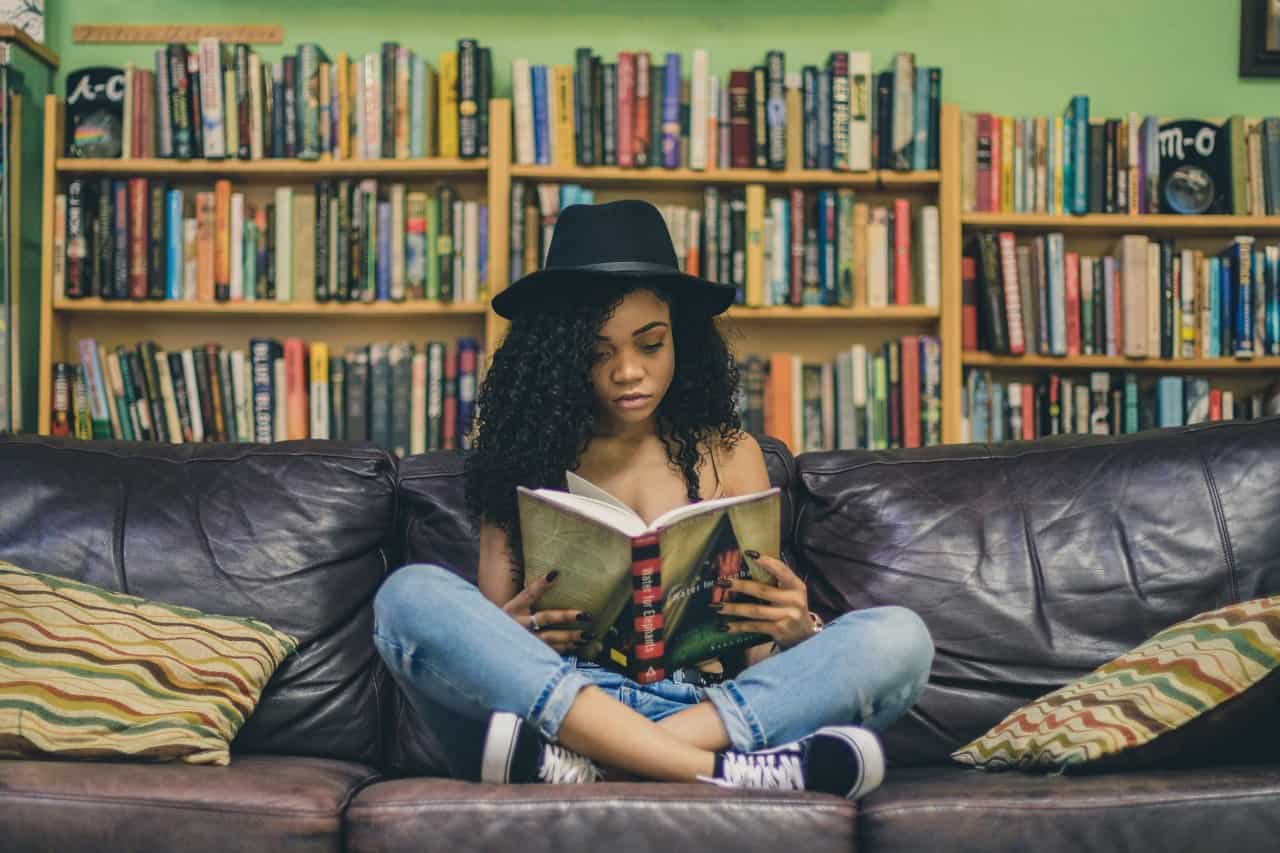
[491,199,736,319]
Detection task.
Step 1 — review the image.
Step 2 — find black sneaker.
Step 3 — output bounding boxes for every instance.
[701,726,885,800]
[480,711,602,784]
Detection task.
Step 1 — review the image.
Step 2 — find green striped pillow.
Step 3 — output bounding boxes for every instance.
[0,560,298,766]
[952,595,1280,772]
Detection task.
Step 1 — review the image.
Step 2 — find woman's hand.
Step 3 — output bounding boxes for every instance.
[502,571,594,654]
[713,551,816,651]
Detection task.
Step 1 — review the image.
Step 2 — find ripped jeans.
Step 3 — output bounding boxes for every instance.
[373,563,934,780]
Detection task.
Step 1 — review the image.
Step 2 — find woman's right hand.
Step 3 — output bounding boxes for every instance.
[502,570,594,653]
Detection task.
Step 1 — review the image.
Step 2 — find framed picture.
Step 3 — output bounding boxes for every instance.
[1240,0,1280,76]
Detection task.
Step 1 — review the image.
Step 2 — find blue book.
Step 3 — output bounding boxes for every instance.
[532,65,550,165]
[249,338,279,443]
[479,203,488,292]
[1156,377,1184,428]
[1235,238,1255,356]
[1220,250,1235,355]
[817,68,832,170]
[1268,248,1280,355]
[376,200,392,301]
[1124,372,1139,434]
[912,66,929,171]
[457,337,479,450]
[1070,95,1089,214]
[777,201,790,305]
[1208,256,1221,357]
[990,382,1005,443]
[165,189,183,300]
[972,370,990,443]
[661,52,682,169]
[1061,105,1073,215]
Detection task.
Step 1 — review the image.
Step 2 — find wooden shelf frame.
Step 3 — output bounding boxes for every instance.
[963,352,1280,372]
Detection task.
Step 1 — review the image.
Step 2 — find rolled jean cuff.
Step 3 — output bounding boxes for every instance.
[703,679,767,752]
[527,658,592,743]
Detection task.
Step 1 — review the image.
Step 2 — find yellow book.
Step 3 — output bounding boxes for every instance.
[438,51,459,158]
[1000,116,1014,213]
[552,64,576,167]
[309,342,330,439]
[853,202,869,307]
[744,185,766,306]
[336,53,350,159]
[224,69,238,157]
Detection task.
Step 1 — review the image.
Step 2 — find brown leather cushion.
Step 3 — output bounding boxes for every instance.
[0,754,379,853]
[858,764,1280,853]
[345,778,854,853]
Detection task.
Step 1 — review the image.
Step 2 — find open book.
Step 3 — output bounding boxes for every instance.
[517,472,781,683]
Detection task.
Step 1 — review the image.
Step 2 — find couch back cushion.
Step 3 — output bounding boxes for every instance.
[388,435,798,775]
[793,418,1280,766]
[0,438,397,765]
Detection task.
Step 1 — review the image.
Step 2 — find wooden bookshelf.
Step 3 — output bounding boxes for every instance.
[511,163,939,188]
[50,297,488,317]
[962,212,1280,233]
[724,305,940,321]
[964,353,1280,372]
[56,157,487,178]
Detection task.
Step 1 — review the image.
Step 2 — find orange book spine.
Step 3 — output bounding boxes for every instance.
[214,179,231,301]
[900,335,921,449]
[128,178,149,300]
[1065,251,1082,357]
[284,337,309,439]
[195,191,215,302]
[1022,384,1036,440]
[893,198,911,305]
[768,352,794,452]
[630,532,664,685]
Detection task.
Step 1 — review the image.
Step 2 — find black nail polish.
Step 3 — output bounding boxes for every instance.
[581,631,595,641]
[716,624,730,632]
[547,570,560,583]
[579,612,593,622]
[745,550,761,559]
[715,578,733,588]
[708,602,724,611]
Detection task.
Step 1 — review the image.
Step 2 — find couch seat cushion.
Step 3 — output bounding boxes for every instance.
[0,753,378,853]
[858,764,1280,853]
[345,778,854,853]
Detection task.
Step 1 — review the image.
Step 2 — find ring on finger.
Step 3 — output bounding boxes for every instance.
[529,613,542,633]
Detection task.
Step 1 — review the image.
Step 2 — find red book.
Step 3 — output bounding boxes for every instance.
[1111,260,1124,355]
[1209,388,1223,421]
[789,188,804,305]
[962,256,979,350]
[988,113,1001,212]
[728,70,753,169]
[616,52,635,168]
[442,346,458,450]
[1065,251,1082,356]
[634,52,651,167]
[283,337,309,440]
[630,532,664,684]
[893,198,911,305]
[128,178,149,300]
[976,113,991,212]
[900,335,921,449]
[997,231,1025,354]
[1022,384,1036,440]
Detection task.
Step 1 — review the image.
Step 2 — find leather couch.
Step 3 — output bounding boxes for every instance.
[2,418,1279,852]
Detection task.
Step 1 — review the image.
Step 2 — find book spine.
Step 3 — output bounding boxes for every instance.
[457,39,480,158]
[198,38,226,158]
[630,532,664,685]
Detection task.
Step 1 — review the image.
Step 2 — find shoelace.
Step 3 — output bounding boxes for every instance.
[699,749,805,791]
[538,744,602,784]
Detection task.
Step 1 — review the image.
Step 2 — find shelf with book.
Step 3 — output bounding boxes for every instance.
[962,213,1280,234]
[56,158,489,178]
[963,352,1280,372]
[725,305,939,321]
[510,164,939,188]
[51,297,488,317]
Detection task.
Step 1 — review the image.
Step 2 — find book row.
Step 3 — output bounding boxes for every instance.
[65,38,493,161]
[962,368,1280,443]
[51,337,486,456]
[962,101,1273,217]
[56,178,487,304]
[512,49,941,172]
[963,232,1280,360]
[512,182,939,308]
[736,336,943,454]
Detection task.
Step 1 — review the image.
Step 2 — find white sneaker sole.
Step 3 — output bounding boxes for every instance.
[816,726,886,800]
[480,711,522,784]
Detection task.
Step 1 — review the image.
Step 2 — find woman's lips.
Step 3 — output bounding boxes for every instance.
[614,394,651,409]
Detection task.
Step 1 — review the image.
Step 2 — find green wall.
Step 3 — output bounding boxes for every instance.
[46,0,1280,119]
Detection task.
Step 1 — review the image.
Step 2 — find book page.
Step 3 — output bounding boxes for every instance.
[519,486,648,538]
[565,470,636,514]
[650,487,780,530]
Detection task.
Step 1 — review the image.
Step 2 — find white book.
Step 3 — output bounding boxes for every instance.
[273,357,287,442]
[1146,242,1161,359]
[198,38,226,158]
[229,349,250,442]
[891,52,914,170]
[1223,390,1235,420]
[410,350,427,455]
[706,75,719,169]
[181,350,204,443]
[848,51,872,171]
[512,58,535,165]
[920,205,940,307]
[364,53,381,159]
[790,357,802,456]
[229,193,244,300]
[248,53,264,160]
[464,200,480,303]
[275,187,293,301]
[1048,233,1068,355]
[689,49,709,171]
[866,215,888,307]
[391,184,406,301]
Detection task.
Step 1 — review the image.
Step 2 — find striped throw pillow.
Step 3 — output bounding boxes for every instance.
[0,561,298,766]
[952,596,1280,772]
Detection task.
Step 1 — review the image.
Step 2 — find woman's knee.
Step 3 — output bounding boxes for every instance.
[373,562,466,644]
[830,605,934,690]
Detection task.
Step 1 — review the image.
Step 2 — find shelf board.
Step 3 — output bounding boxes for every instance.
[964,352,1280,372]
[725,305,939,321]
[962,212,1280,233]
[510,164,939,188]
[52,298,488,317]
[55,157,487,177]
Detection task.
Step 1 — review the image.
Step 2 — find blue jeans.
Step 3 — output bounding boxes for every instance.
[373,563,934,781]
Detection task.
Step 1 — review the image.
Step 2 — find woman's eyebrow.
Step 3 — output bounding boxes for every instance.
[595,321,670,341]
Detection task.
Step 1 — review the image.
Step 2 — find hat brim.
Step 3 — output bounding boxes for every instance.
[491,267,736,320]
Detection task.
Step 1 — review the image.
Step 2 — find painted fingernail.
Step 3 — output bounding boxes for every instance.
[745,550,761,559]
[547,570,560,583]
[716,624,731,632]
[578,611,592,622]
[580,631,595,641]
[708,602,724,611]
[715,578,733,588]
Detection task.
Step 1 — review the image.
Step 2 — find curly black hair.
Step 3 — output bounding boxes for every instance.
[464,279,742,566]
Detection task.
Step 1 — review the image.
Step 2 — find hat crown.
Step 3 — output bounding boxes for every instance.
[544,200,679,271]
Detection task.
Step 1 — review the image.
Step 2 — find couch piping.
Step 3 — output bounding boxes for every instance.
[1194,435,1240,602]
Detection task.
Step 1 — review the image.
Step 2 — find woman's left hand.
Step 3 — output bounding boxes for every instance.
[713,551,816,651]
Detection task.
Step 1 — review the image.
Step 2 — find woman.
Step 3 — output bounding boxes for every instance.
[373,200,933,799]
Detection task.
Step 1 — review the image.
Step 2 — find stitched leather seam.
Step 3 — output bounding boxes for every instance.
[1195,436,1240,602]
[0,791,361,818]
[113,476,129,594]
[0,440,398,468]
[862,787,1280,816]
[347,798,852,813]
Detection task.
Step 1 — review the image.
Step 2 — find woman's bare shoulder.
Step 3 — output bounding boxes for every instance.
[707,431,771,496]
